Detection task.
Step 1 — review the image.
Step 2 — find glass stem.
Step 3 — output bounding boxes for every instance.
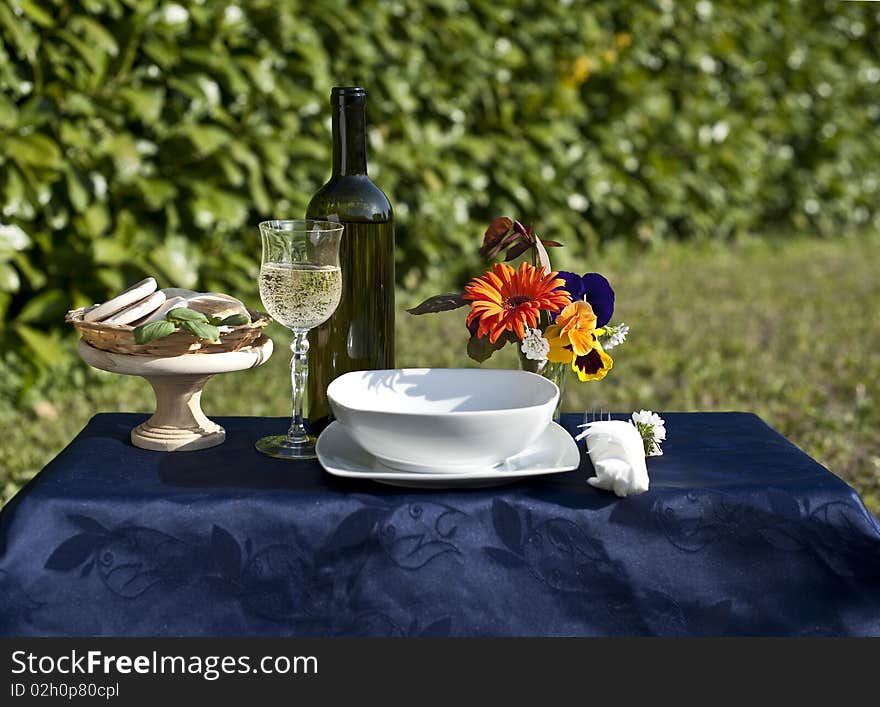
[287,331,310,444]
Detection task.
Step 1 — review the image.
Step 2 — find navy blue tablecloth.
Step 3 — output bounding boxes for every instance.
[1,412,878,637]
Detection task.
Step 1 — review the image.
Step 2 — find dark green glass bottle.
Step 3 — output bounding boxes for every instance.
[306,86,395,432]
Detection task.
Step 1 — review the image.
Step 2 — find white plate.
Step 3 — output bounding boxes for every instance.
[316,420,581,488]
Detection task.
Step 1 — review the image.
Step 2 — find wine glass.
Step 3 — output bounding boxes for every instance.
[256,219,344,460]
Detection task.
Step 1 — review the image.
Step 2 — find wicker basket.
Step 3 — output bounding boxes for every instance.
[66,307,272,356]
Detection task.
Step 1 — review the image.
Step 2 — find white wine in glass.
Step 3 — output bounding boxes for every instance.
[256,220,344,460]
[258,263,342,331]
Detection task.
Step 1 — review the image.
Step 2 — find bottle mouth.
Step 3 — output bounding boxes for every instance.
[331,86,366,105]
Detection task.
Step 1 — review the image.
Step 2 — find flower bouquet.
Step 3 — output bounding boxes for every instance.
[408,217,628,404]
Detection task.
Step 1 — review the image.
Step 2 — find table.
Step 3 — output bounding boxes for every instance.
[1,413,879,637]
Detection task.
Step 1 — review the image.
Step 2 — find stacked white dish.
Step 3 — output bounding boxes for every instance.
[317,368,580,487]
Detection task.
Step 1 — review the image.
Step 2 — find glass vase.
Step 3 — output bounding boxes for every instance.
[517,350,566,423]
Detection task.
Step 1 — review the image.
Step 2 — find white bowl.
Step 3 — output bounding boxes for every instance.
[326,368,559,473]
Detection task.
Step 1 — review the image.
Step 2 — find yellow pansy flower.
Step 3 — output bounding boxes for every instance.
[545,300,614,382]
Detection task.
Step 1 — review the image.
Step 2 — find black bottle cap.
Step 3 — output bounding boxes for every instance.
[331,86,366,105]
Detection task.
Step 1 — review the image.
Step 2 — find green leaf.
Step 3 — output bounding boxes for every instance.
[65,167,90,213]
[142,36,178,68]
[0,263,20,292]
[406,293,467,315]
[56,29,108,77]
[219,313,250,326]
[245,160,271,215]
[178,124,231,155]
[466,329,515,363]
[68,15,120,58]
[0,166,32,220]
[0,223,31,256]
[11,251,45,289]
[180,320,220,343]
[0,92,18,130]
[100,133,141,181]
[15,324,66,366]
[167,307,209,323]
[92,239,128,265]
[76,203,110,237]
[133,320,176,344]
[135,177,177,210]
[17,96,57,130]
[0,3,39,57]
[117,87,165,124]
[19,0,55,28]
[187,187,248,229]
[95,267,124,293]
[15,289,67,324]
[0,291,10,321]
[4,135,62,169]
[150,235,200,288]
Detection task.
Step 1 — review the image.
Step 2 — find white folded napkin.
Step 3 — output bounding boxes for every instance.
[577,420,649,497]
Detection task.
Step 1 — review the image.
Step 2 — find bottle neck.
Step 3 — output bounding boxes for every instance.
[332,103,368,177]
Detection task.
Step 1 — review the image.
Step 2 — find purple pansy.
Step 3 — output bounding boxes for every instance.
[555,271,615,327]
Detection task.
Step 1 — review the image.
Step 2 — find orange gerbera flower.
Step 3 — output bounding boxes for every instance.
[464,262,570,343]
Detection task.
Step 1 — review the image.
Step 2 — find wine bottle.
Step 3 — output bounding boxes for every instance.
[306,86,395,432]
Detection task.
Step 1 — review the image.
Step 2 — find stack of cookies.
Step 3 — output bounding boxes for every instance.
[66,277,268,356]
[81,277,250,327]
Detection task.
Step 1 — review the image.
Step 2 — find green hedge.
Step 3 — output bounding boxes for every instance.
[1,0,878,383]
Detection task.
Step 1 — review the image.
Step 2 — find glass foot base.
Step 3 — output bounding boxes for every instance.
[255,434,317,460]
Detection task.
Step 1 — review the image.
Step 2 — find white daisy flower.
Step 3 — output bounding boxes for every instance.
[630,410,666,456]
[520,327,550,362]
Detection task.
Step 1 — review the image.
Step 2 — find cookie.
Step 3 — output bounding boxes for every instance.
[132,295,187,325]
[103,290,167,326]
[186,293,249,319]
[83,277,158,322]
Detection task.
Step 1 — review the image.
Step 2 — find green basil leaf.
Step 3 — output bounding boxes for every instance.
[219,313,250,326]
[181,320,220,343]
[166,307,208,323]
[133,320,176,344]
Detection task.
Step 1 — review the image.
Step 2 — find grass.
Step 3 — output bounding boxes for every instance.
[2,234,879,514]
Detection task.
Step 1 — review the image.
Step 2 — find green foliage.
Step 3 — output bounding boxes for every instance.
[1,0,879,383]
